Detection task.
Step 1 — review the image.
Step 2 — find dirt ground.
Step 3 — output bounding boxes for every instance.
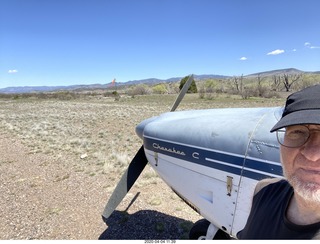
[0,96,208,240]
[0,130,204,240]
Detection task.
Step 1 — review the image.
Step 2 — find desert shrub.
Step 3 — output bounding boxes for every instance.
[127,84,151,96]
[262,90,282,99]
[198,86,205,99]
[55,92,76,100]
[198,85,217,100]
[152,84,168,94]
[204,79,219,92]
[111,91,120,101]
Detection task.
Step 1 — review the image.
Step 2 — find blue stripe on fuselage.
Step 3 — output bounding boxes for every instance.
[143,136,283,181]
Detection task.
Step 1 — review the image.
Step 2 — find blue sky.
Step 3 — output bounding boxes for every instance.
[0,0,319,88]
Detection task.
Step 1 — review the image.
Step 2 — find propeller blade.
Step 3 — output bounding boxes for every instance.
[102,74,194,221]
[102,146,147,219]
[170,74,194,112]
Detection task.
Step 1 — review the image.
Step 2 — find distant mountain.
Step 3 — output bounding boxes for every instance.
[124,78,172,86]
[245,68,304,77]
[0,84,110,94]
[124,74,229,86]
[0,69,318,94]
[0,74,229,94]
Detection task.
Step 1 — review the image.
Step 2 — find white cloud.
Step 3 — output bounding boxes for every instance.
[8,69,18,74]
[305,42,320,49]
[239,57,247,61]
[292,49,297,52]
[267,49,285,55]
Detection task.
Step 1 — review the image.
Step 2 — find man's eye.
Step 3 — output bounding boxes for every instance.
[286,130,308,138]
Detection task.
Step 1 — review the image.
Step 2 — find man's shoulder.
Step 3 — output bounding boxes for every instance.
[254,177,286,195]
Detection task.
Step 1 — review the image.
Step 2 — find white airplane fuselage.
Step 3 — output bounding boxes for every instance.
[136,107,284,237]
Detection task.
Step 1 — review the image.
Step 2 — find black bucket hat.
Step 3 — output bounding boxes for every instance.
[270,84,320,132]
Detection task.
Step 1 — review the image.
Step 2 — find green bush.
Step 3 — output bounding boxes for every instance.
[179,76,198,93]
[152,84,168,94]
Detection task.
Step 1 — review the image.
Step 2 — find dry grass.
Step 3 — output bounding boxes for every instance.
[0,93,286,239]
[0,94,285,176]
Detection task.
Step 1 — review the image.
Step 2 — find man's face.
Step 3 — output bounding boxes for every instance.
[280,124,320,203]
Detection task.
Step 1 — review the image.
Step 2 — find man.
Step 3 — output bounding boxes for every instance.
[237,84,320,239]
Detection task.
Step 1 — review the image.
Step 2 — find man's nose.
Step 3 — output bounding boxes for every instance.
[301,133,320,161]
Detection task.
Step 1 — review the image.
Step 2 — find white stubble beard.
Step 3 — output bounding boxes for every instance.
[282,162,320,204]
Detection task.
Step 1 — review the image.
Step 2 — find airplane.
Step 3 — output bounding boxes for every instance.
[102,75,284,239]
